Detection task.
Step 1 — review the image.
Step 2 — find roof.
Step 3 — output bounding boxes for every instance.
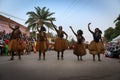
[112,35,120,41]
[0,15,27,29]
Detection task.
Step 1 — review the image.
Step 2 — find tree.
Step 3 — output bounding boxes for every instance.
[114,14,120,24]
[114,14,120,38]
[114,14,120,32]
[25,6,55,32]
[104,14,120,41]
[104,27,114,41]
[30,31,36,38]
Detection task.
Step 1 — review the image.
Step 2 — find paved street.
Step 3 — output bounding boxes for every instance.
[0,50,120,80]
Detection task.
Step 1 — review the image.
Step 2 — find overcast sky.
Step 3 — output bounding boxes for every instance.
[0,0,120,42]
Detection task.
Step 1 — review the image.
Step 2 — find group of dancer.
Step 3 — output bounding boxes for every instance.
[8,19,105,61]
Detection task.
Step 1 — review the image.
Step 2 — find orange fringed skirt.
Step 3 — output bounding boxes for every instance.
[89,41,105,55]
[17,41,26,52]
[36,40,48,52]
[8,39,18,51]
[54,38,68,51]
[73,43,86,56]
[8,39,25,52]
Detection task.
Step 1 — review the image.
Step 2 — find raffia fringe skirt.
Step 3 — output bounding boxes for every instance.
[36,40,48,52]
[54,38,68,51]
[73,43,86,56]
[8,39,18,51]
[17,42,26,52]
[8,39,25,52]
[89,41,105,55]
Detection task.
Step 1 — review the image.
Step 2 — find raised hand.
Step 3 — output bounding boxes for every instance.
[88,22,93,33]
[69,26,72,29]
[88,23,91,26]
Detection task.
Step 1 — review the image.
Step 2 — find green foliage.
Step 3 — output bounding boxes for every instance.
[115,22,120,30]
[104,27,114,41]
[51,38,55,42]
[30,31,36,38]
[25,6,55,31]
[104,14,120,41]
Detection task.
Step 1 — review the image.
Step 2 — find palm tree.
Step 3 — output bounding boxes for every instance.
[25,6,55,33]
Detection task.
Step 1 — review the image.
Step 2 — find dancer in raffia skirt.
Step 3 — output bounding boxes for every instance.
[50,20,68,60]
[70,26,86,61]
[36,26,48,60]
[8,19,22,60]
[88,23,105,61]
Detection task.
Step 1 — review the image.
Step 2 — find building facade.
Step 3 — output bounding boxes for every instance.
[0,15,30,36]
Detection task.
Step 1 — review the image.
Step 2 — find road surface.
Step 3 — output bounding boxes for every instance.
[0,50,120,80]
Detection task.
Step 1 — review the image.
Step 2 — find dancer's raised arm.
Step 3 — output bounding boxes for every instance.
[8,18,14,30]
[50,20,58,32]
[69,26,77,36]
[63,31,68,40]
[88,23,94,34]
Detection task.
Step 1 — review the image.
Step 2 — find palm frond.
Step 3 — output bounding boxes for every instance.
[46,17,55,21]
[26,6,55,31]
[26,11,38,19]
[35,6,42,18]
[44,22,54,30]
[25,18,35,24]
[47,12,55,17]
